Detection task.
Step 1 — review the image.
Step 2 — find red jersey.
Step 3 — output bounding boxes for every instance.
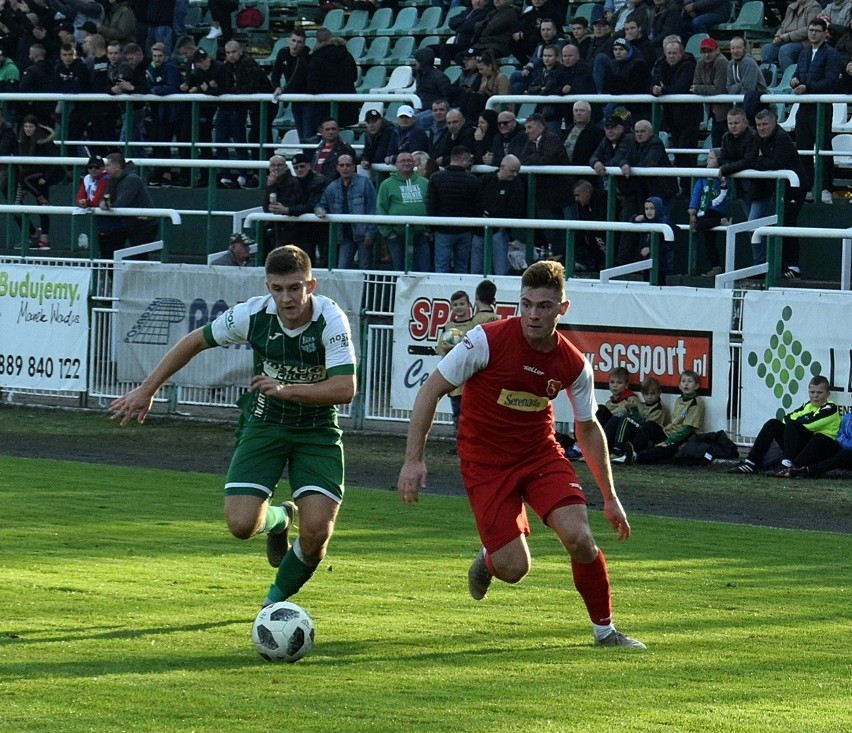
[438,317,596,466]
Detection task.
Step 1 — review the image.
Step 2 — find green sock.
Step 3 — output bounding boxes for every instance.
[266,539,317,602]
[262,504,287,534]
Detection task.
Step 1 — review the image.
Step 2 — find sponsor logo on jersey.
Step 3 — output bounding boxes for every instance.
[523,365,544,375]
[328,332,349,348]
[497,389,549,412]
[268,361,326,383]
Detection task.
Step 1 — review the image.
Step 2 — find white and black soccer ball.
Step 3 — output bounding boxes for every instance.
[252,601,315,663]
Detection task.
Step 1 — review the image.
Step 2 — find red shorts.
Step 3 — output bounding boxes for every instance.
[460,447,587,554]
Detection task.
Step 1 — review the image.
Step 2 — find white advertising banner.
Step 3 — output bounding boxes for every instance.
[740,290,852,436]
[116,263,363,386]
[393,278,733,431]
[0,263,91,391]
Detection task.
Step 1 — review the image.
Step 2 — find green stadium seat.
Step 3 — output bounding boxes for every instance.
[412,7,444,36]
[323,8,345,34]
[378,7,419,36]
[386,36,415,66]
[257,36,287,67]
[347,36,366,62]
[364,7,394,35]
[338,9,370,37]
[684,33,708,59]
[436,6,465,35]
[714,2,774,45]
[444,65,462,84]
[570,3,597,23]
[356,65,389,93]
[417,35,440,52]
[361,36,391,64]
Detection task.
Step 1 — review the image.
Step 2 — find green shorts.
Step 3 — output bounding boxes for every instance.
[224,418,345,504]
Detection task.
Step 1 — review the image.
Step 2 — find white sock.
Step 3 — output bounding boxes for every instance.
[593,622,616,641]
[782,459,793,468]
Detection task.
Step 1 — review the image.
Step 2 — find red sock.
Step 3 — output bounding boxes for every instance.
[571,549,612,626]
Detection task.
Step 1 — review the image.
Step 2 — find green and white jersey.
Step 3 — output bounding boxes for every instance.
[202,293,356,428]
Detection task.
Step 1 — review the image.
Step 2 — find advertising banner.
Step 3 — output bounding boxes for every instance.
[0,263,90,391]
[393,278,732,431]
[116,263,363,387]
[740,291,852,436]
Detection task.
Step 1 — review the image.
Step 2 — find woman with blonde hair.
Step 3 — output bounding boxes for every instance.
[476,50,510,103]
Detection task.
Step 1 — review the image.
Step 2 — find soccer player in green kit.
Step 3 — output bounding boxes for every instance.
[110,245,357,607]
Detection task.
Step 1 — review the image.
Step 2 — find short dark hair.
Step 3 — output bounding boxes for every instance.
[265,244,313,278]
[809,17,828,31]
[810,375,830,389]
[450,290,470,303]
[521,261,565,299]
[571,17,589,27]
[755,108,778,123]
[525,113,547,127]
[475,279,497,306]
[610,367,630,383]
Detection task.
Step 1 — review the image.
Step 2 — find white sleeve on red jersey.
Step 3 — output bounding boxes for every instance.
[436,324,490,387]
[566,359,598,422]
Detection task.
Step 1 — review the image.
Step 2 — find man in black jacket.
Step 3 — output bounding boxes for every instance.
[472,153,526,275]
[432,109,476,168]
[18,43,54,126]
[428,146,480,273]
[306,28,358,131]
[361,109,394,172]
[271,30,311,142]
[483,109,527,166]
[718,107,762,219]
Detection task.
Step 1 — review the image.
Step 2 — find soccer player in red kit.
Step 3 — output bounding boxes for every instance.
[398,260,645,649]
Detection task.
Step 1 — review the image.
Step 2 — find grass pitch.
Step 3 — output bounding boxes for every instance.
[0,456,850,733]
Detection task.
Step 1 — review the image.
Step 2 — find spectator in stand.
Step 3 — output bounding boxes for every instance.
[100,152,158,256]
[51,0,104,43]
[475,49,510,107]
[264,153,328,259]
[569,16,592,59]
[14,114,60,250]
[101,0,137,47]
[628,119,677,216]
[835,19,852,91]
[376,151,431,272]
[761,0,823,71]
[651,38,700,194]
[622,14,657,67]
[428,146,480,273]
[731,375,840,477]
[827,0,852,39]
[385,105,430,164]
[315,153,377,270]
[431,109,476,168]
[472,154,525,275]
[361,109,394,173]
[588,7,615,91]
[690,37,729,147]
[510,0,563,65]
[510,18,566,93]
[569,179,609,270]
[112,42,148,150]
[726,36,768,124]
[625,195,675,271]
[216,39,270,189]
[752,107,808,278]
[519,113,572,261]
[718,107,764,223]
[144,0,175,53]
[563,100,603,177]
[53,42,90,151]
[84,34,116,154]
[307,27,358,131]
[559,44,598,128]
[425,99,450,160]
[473,109,499,164]
[471,0,520,60]
[271,30,311,143]
[205,0,236,43]
[792,17,843,205]
[590,106,637,242]
[211,232,255,267]
[647,0,680,61]
[146,42,181,186]
[525,44,569,132]
[18,43,54,126]
[602,37,652,123]
[438,0,490,69]
[310,118,355,181]
[0,108,17,195]
[0,43,20,95]
[412,48,452,127]
[615,0,651,34]
[482,109,527,166]
[680,0,731,37]
[180,48,222,186]
[688,148,729,277]
[74,154,112,234]
[447,49,484,121]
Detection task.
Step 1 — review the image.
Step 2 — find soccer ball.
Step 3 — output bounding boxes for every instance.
[441,327,464,347]
[252,601,315,663]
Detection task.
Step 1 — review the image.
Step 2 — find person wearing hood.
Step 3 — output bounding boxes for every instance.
[376,152,431,272]
[306,27,358,131]
[412,48,451,128]
[602,38,651,122]
[626,196,675,272]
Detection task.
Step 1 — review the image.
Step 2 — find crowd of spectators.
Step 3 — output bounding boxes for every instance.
[1,1,851,275]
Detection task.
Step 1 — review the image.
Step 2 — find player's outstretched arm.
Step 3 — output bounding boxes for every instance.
[250,373,356,406]
[109,329,212,426]
[398,370,455,504]
[574,418,631,540]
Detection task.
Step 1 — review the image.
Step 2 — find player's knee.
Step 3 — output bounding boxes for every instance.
[494,555,530,585]
[226,515,260,540]
[297,524,333,562]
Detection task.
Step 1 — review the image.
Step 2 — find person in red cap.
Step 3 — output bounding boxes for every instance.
[690,37,730,146]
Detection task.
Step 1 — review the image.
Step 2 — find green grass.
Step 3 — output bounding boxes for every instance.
[0,457,850,733]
